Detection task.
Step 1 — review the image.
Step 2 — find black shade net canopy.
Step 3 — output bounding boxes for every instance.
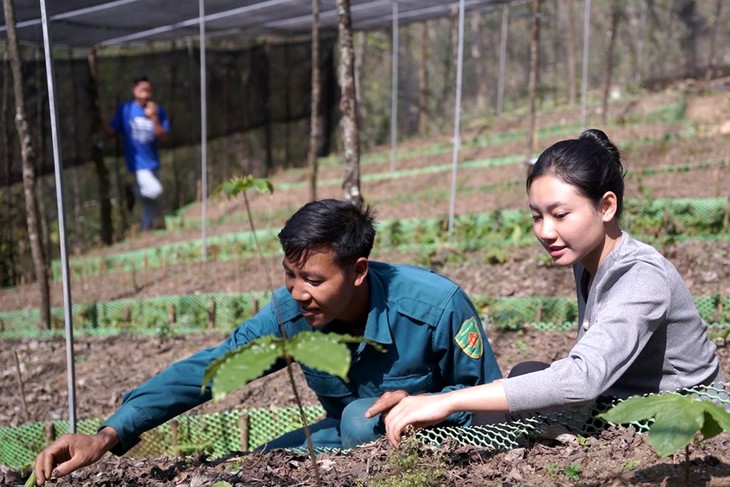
[1,0,512,47]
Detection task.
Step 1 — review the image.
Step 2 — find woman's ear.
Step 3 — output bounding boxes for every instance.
[600,191,618,222]
[352,257,369,286]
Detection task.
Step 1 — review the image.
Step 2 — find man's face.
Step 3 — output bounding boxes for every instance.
[132,81,153,106]
[283,249,367,328]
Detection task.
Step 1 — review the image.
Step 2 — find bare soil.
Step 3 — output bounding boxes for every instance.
[1,88,730,486]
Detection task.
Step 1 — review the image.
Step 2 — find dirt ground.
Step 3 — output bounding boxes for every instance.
[1,88,730,486]
[1,329,729,487]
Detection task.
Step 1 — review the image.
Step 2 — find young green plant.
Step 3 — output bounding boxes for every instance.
[598,393,730,487]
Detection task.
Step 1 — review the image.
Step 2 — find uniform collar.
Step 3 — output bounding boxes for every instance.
[361,265,394,346]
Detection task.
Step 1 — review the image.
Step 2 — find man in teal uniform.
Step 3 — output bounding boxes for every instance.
[34,199,501,483]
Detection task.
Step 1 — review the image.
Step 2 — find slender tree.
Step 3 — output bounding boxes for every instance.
[87,48,113,244]
[417,21,429,134]
[2,0,51,329]
[307,0,321,201]
[561,0,578,105]
[601,0,621,125]
[704,0,722,82]
[336,0,363,208]
[526,0,543,161]
[1,50,19,287]
[470,11,487,112]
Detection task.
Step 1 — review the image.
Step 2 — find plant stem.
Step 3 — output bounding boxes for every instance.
[243,190,323,486]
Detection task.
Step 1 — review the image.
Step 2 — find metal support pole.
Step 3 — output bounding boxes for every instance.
[447,0,465,237]
[580,0,591,130]
[39,0,77,433]
[199,0,208,260]
[390,0,399,173]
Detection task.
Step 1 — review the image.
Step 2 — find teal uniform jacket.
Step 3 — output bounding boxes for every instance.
[102,261,502,454]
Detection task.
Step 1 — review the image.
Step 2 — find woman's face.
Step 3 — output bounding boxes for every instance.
[528,174,614,274]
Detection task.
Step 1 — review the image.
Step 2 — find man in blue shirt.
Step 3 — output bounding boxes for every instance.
[34,199,502,484]
[107,75,170,231]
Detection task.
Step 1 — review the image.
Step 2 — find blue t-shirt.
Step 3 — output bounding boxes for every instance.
[102,261,502,454]
[111,101,169,173]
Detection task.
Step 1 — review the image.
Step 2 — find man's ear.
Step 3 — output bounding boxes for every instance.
[600,191,618,222]
[352,257,369,286]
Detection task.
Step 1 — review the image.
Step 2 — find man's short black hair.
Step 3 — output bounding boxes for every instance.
[278,199,376,269]
[132,75,151,85]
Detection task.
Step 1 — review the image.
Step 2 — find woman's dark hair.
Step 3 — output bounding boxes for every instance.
[278,199,376,269]
[526,128,626,219]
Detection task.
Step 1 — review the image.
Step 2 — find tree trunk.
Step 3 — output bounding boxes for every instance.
[601,0,620,125]
[496,4,510,115]
[2,0,51,330]
[470,11,487,112]
[87,48,114,244]
[562,0,578,105]
[677,0,700,77]
[307,0,321,202]
[526,0,542,159]
[418,22,429,135]
[354,31,365,126]
[704,0,722,82]
[336,0,363,208]
[1,49,19,287]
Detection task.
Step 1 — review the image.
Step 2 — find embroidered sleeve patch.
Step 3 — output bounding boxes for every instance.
[454,317,483,359]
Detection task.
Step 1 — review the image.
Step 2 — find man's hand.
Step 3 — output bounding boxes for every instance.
[34,427,119,485]
[143,101,158,120]
[364,390,409,420]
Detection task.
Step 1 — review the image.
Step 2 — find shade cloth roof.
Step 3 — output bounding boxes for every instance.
[1,0,513,47]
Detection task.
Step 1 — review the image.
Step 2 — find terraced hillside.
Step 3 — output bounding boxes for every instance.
[1,85,729,486]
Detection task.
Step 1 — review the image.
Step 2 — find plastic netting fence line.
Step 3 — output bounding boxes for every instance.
[53,196,730,279]
[0,406,326,470]
[2,293,729,339]
[3,384,727,470]
[163,159,729,234]
[414,383,730,450]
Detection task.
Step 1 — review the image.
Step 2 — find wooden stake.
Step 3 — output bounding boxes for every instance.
[239,413,249,452]
[208,297,216,329]
[13,349,30,422]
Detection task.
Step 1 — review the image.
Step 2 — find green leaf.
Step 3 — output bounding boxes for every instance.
[598,394,683,424]
[204,336,284,401]
[212,176,274,199]
[599,393,730,458]
[211,482,233,487]
[698,401,730,439]
[289,332,353,381]
[648,401,704,456]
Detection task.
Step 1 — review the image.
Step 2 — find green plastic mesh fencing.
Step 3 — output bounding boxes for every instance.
[414,383,730,450]
[0,406,325,469]
[2,383,726,469]
[2,292,729,339]
[52,196,729,279]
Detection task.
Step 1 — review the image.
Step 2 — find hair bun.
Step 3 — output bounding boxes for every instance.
[579,128,622,168]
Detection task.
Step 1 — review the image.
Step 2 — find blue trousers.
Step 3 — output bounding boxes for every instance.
[258,398,384,451]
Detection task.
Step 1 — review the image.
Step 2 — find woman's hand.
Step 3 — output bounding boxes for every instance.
[382,393,454,446]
